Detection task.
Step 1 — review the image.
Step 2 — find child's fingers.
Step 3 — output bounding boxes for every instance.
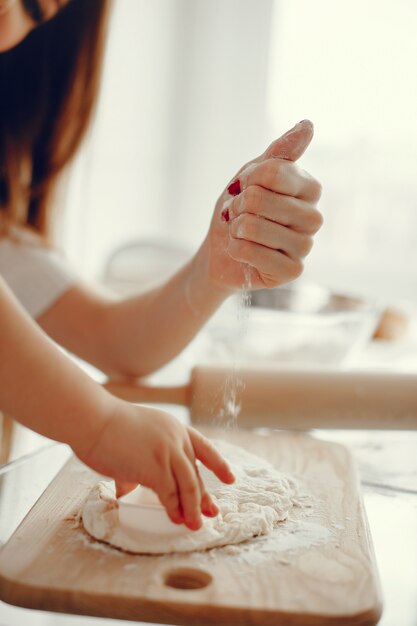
[172,453,203,531]
[156,473,184,525]
[196,469,219,518]
[115,480,137,498]
[188,427,235,485]
[182,439,219,518]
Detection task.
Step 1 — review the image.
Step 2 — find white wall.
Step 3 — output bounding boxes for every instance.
[61,0,274,279]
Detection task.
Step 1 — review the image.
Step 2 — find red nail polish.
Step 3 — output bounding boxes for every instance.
[221,208,230,222]
[227,179,241,196]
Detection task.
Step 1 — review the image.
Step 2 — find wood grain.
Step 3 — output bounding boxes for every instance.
[105,367,417,429]
[0,429,382,625]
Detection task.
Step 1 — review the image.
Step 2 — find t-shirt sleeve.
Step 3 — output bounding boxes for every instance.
[0,236,77,319]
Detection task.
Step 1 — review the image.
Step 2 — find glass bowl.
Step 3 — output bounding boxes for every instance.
[205,283,380,366]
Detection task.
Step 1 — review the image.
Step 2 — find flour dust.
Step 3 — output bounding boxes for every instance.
[216,265,252,428]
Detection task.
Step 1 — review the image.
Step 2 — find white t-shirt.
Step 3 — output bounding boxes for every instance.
[0,229,76,319]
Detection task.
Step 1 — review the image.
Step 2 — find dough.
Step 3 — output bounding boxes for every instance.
[82,440,298,554]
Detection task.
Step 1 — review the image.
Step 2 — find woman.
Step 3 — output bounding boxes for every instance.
[0,0,322,530]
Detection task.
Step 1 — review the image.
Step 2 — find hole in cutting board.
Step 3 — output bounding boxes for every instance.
[164,567,212,590]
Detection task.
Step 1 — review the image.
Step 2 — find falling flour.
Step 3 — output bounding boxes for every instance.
[82,440,302,555]
[217,265,252,427]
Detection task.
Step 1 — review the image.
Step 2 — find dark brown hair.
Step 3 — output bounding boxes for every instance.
[0,0,112,240]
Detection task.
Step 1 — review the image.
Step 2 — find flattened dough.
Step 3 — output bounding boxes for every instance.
[82,440,298,554]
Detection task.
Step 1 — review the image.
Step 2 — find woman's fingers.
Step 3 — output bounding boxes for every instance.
[237,159,322,203]
[221,168,322,286]
[188,427,235,485]
[214,122,321,290]
[229,186,323,236]
[172,453,203,531]
[230,214,313,260]
[227,238,304,288]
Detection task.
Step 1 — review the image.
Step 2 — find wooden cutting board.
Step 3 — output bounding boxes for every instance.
[0,428,382,625]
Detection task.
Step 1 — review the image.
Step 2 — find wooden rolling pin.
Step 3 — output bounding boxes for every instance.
[104,366,417,430]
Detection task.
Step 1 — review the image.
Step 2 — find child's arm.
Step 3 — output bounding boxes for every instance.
[38,120,322,378]
[0,278,234,530]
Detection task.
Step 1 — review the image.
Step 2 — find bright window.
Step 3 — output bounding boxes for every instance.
[267,0,417,302]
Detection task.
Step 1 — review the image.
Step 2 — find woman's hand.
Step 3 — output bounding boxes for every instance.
[76,403,235,531]
[204,120,323,290]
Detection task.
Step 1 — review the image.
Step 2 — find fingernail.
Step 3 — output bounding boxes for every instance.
[227,179,241,196]
[202,502,218,517]
[202,507,214,517]
[189,518,202,531]
[283,120,308,138]
[221,208,230,222]
[171,510,184,524]
[210,502,219,516]
[227,471,236,483]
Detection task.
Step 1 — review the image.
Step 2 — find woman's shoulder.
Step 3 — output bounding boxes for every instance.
[0,226,77,319]
[0,225,46,248]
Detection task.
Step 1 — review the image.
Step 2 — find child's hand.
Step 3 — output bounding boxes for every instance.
[76,403,235,531]
[205,119,323,290]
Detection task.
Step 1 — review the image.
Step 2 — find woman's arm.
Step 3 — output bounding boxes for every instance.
[39,120,322,378]
[38,244,231,378]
